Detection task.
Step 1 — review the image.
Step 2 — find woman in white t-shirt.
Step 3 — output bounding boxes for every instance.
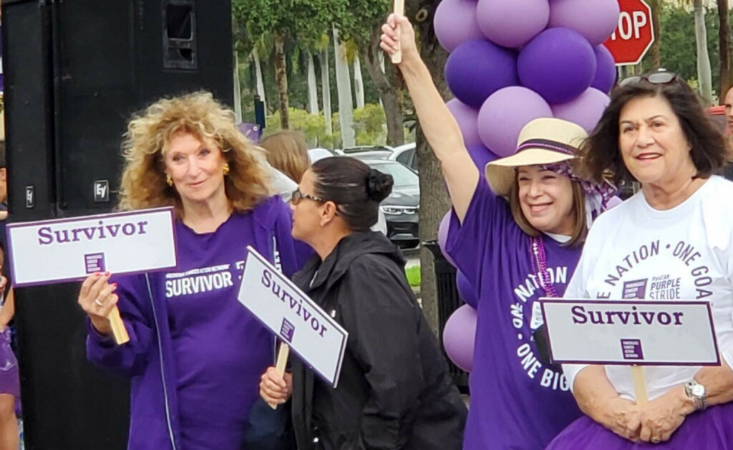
[547,70,733,449]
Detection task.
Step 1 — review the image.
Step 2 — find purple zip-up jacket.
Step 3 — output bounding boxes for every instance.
[86,196,308,450]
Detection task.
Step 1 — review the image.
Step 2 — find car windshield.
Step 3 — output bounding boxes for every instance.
[367,162,418,188]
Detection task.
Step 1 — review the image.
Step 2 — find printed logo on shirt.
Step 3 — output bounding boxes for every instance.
[510,266,571,392]
[165,263,239,298]
[596,240,712,300]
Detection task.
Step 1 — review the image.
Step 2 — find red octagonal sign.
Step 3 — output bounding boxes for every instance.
[604,0,655,66]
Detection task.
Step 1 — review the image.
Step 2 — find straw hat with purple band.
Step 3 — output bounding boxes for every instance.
[485,118,588,197]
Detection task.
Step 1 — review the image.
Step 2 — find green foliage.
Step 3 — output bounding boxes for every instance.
[263,104,394,149]
[641,4,724,99]
[405,266,421,288]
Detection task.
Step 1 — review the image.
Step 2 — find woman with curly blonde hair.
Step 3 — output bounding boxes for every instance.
[77,92,306,450]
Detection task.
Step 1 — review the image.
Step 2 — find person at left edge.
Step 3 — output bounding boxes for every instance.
[77,92,307,450]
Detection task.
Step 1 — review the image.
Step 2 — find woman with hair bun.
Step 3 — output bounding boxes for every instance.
[259,156,467,450]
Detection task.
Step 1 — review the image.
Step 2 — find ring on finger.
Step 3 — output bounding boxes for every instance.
[651,437,661,444]
[94,298,104,307]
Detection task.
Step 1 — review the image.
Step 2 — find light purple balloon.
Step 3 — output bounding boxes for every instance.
[467,144,499,172]
[438,212,457,267]
[548,0,620,46]
[435,0,485,53]
[456,271,478,309]
[551,88,610,134]
[443,304,477,372]
[447,99,482,147]
[518,28,596,104]
[593,45,617,94]
[477,0,550,48]
[478,87,553,157]
[606,196,623,209]
[445,40,518,108]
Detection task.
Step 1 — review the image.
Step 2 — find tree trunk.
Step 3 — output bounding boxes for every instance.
[354,56,365,109]
[307,51,319,115]
[274,34,290,129]
[361,25,405,147]
[718,0,730,103]
[650,0,661,69]
[694,0,713,105]
[333,26,355,148]
[252,48,267,113]
[233,51,243,123]
[410,0,452,335]
[320,49,333,136]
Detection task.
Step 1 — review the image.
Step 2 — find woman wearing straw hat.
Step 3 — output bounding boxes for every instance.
[381,15,614,450]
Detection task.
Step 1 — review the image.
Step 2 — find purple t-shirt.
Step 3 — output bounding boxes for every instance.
[127,212,272,449]
[446,181,583,450]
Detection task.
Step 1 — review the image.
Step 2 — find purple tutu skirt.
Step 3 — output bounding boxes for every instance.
[0,329,19,398]
[546,401,733,450]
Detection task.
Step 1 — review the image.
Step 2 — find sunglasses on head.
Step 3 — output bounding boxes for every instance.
[291,188,326,205]
[618,71,679,88]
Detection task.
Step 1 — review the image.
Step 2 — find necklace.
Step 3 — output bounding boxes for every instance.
[530,236,559,298]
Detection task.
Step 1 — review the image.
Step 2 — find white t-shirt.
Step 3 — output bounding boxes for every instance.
[563,175,733,401]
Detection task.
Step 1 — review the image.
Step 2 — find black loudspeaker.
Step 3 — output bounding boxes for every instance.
[2,1,233,448]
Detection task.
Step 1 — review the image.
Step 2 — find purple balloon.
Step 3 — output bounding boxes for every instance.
[456,271,478,308]
[467,144,499,172]
[607,196,623,209]
[445,40,518,108]
[518,28,597,104]
[435,0,485,53]
[447,99,482,147]
[477,0,550,48]
[443,304,477,372]
[548,0,620,46]
[477,86,553,157]
[592,45,617,94]
[551,88,610,134]
[438,212,457,267]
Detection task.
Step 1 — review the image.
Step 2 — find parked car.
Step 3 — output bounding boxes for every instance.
[388,142,418,172]
[362,159,420,248]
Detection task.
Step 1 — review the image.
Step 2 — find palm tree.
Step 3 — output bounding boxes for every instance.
[678,0,713,104]
[650,0,661,69]
[717,0,730,102]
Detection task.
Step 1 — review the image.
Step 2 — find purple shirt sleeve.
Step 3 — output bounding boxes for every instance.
[86,273,155,378]
[445,180,513,305]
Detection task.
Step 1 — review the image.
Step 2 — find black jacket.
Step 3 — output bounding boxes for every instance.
[290,232,466,450]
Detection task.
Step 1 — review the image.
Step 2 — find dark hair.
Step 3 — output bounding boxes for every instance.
[311,157,393,231]
[0,141,5,168]
[582,74,729,185]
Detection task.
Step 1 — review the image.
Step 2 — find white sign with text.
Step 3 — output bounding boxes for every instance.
[238,247,348,387]
[8,208,178,287]
[540,299,719,366]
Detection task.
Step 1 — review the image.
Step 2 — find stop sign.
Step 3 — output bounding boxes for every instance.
[603,0,655,66]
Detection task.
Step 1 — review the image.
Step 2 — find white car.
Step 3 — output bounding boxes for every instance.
[388,143,417,172]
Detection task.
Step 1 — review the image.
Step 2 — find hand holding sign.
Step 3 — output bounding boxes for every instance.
[77,272,129,345]
[381,12,417,66]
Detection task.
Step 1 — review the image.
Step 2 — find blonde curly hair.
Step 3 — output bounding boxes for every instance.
[118,92,271,216]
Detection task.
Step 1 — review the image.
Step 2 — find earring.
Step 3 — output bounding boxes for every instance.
[223,163,230,176]
[166,174,173,187]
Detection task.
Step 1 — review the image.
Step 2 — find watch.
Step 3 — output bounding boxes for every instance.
[684,380,707,411]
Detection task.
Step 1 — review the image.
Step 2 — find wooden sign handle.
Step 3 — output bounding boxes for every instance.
[631,365,648,405]
[391,0,405,64]
[108,306,130,345]
[268,343,290,409]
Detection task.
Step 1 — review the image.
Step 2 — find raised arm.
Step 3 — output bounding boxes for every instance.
[381,14,479,221]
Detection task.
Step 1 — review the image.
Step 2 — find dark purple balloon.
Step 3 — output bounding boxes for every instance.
[446,39,518,108]
[467,144,499,172]
[592,45,617,94]
[518,28,596,104]
[456,271,478,308]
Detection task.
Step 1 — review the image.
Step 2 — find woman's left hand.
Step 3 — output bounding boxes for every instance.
[638,385,694,444]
